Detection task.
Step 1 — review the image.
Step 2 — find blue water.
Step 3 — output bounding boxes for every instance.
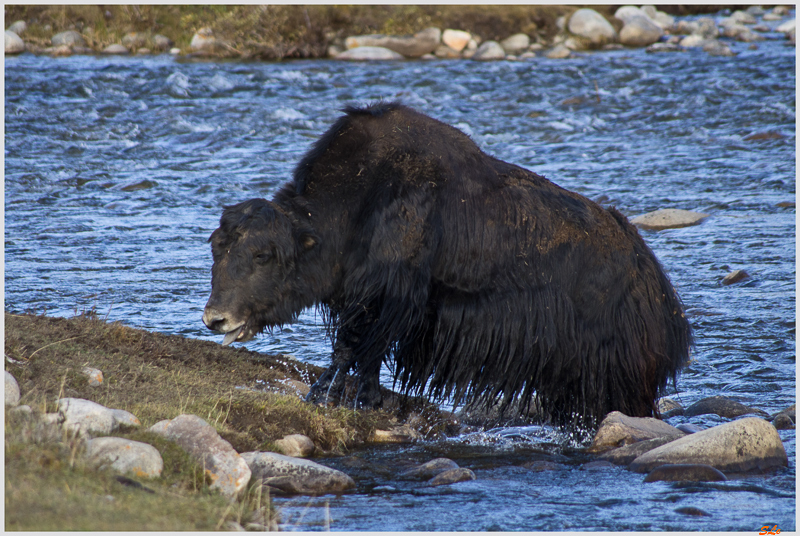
[5,13,795,531]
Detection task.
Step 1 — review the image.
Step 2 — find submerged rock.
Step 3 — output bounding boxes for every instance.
[684,396,768,419]
[643,464,727,483]
[429,468,476,487]
[722,269,750,285]
[401,458,460,480]
[599,436,676,466]
[242,451,355,495]
[630,417,789,474]
[589,411,685,452]
[657,398,684,418]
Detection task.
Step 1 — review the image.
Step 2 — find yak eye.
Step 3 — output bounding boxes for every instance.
[254,251,273,265]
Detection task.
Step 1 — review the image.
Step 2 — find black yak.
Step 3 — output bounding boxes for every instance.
[203,102,692,428]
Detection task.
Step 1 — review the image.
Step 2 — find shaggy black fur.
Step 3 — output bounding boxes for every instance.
[204,102,692,428]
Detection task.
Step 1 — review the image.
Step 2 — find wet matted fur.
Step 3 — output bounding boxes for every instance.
[204,102,692,428]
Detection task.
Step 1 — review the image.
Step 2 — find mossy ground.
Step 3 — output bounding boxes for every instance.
[5,312,448,530]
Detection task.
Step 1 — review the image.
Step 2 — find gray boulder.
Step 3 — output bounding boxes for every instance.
[5,371,21,406]
[684,396,768,419]
[52,30,86,47]
[722,269,749,285]
[568,8,617,45]
[102,44,129,55]
[153,34,173,51]
[658,397,684,418]
[344,27,441,58]
[86,437,163,478]
[619,14,663,47]
[472,40,506,60]
[57,398,117,435]
[643,464,727,483]
[545,44,572,59]
[190,27,218,53]
[336,46,404,61]
[703,41,735,57]
[149,414,251,499]
[590,411,685,452]
[429,468,476,487]
[630,417,789,473]
[5,31,25,54]
[631,208,710,230]
[121,32,147,50]
[242,451,355,495]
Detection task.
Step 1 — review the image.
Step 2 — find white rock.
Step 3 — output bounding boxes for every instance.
[335,46,404,61]
[631,208,710,230]
[149,414,250,499]
[5,371,21,406]
[442,29,471,52]
[569,8,618,45]
[242,451,355,495]
[679,34,708,47]
[5,30,25,54]
[82,366,104,387]
[86,437,163,478]
[614,5,648,24]
[652,11,675,29]
[110,408,141,428]
[703,40,735,57]
[274,434,315,458]
[630,417,789,473]
[776,19,796,34]
[190,27,216,51]
[500,33,530,54]
[730,10,758,25]
[619,14,664,47]
[57,398,117,435]
[102,44,129,55]
[471,40,506,60]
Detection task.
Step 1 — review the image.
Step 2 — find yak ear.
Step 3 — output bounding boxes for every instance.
[296,229,319,251]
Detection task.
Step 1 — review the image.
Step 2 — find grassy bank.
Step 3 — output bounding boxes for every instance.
[4,5,731,59]
[5,312,448,530]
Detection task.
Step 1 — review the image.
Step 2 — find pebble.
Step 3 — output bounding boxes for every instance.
[86,437,163,478]
[589,411,685,452]
[631,208,710,230]
[149,414,251,499]
[629,417,788,474]
[102,44,129,55]
[5,371,21,407]
[429,468,476,487]
[684,395,768,419]
[703,41,735,57]
[657,397,684,418]
[643,463,727,483]
[545,44,572,59]
[335,46,404,61]
[500,33,530,55]
[242,451,355,495]
[274,434,315,458]
[722,269,749,285]
[82,366,104,387]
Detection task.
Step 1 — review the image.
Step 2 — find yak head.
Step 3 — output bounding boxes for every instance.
[202,198,318,345]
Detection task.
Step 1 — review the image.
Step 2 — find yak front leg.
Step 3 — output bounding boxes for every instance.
[306,341,354,406]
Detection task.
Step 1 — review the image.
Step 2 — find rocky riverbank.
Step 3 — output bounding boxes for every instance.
[5,5,796,60]
[6,312,794,529]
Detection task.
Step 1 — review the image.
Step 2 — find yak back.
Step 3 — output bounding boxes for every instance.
[271,102,690,427]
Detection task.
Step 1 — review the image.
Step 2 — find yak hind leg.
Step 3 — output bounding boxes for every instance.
[306,343,354,406]
[354,360,383,409]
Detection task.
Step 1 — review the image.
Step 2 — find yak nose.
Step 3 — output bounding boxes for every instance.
[202,307,228,332]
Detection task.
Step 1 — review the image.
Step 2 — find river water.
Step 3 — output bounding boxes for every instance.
[5,15,796,531]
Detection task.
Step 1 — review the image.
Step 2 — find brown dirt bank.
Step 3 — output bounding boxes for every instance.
[5,312,450,453]
[6,4,742,59]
